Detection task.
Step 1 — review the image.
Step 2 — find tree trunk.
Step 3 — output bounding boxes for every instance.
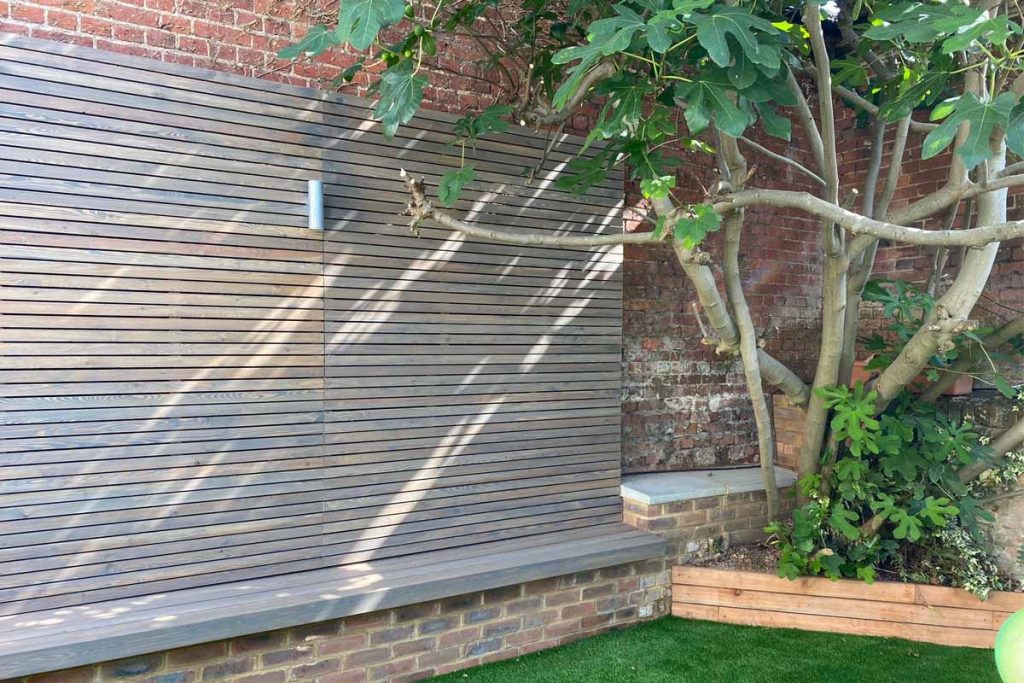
[721,210,781,518]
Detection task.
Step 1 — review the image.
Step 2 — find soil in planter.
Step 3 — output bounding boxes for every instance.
[693,542,1023,594]
[691,543,780,574]
[691,544,946,585]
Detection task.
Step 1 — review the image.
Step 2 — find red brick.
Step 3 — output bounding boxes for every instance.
[233,631,287,654]
[392,637,436,657]
[318,633,368,656]
[26,666,96,683]
[507,626,544,647]
[344,647,390,668]
[416,646,461,669]
[202,656,254,681]
[290,658,340,681]
[320,671,368,683]
[368,624,415,646]
[437,626,479,649]
[260,646,313,667]
[10,4,45,22]
[236,673,287,683]
[168,641,228,667]
[543,620,579,640]
[342,612,390,633]
[560,602,597,619]
[45,9,78,31]
[544,589,580,607]
[367,658,415,681]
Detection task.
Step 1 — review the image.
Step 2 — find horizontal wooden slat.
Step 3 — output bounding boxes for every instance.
[673,584,994,630]
[672,603,996,649]
[672,566,916,603]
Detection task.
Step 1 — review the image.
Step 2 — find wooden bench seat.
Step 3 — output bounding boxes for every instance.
[0,523,663,678]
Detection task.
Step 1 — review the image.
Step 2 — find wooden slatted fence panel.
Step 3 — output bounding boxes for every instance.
[319,81,625,564]
[0,35,626,617]
[0,37,325,616]
[672,566,1024,648]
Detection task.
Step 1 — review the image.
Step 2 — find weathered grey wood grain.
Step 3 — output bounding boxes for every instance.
[0,35,631,643]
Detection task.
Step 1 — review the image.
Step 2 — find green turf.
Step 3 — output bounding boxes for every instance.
[428,617,999,683]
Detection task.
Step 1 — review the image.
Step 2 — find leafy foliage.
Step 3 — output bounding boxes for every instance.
[282,0,1024,250]
[674,204,721,248]
[923,92,1018,170]
[685,6,780,70]
[277,24,343,59]
[768,391,999,594]
[861,279,1023,396]
[773,278,1022,596]
[676,70,752,137]
[372,60,427,138]
[336,0,408,50]
[438,165,476,206]
[454,105,513,142]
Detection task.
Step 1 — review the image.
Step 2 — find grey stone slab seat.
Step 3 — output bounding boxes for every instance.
[620,466,798,505]
[0,524,663,679]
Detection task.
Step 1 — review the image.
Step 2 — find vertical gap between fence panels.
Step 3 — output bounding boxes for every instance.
[316,93,329,568]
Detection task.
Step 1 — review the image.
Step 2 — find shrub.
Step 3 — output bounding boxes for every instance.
[769,280,1023,597]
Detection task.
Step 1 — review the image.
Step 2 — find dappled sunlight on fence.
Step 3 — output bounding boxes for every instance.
[0,34,624,627]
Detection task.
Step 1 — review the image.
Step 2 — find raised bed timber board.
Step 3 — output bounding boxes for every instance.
[673,566,1024,648]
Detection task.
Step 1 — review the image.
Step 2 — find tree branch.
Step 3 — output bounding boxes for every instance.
[831,82,938,133]
[957,413,1024,484]
[738,136,826,186]
[803,2,840,199]
[799,0,848,485]
[400,169,674,248]
[519,61,617,127]
[877,115,913,219]
[999,160,1024,177]
[717,130,780,518]
[993,416,1024,460]
[860,117,888,220]
[399,174,812,408]
[920,315,1024,401]
[718,188,1024,249]
[759,350,811,406]
[786,65,826,173]
[886,171,1024,228]
[872,80,1005,410]
[840,117,889,386]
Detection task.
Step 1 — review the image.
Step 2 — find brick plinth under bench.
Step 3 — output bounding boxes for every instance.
[10,560,670,683]
[621,467,797,563]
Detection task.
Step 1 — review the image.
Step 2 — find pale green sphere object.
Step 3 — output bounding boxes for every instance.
[996,609,1024,683]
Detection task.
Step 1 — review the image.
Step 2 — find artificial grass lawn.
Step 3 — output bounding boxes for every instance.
[429,617,1000,683]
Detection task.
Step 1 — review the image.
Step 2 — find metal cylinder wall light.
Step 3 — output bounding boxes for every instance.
[307,179,324,231]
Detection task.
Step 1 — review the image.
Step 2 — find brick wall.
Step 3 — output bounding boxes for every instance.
[11,559,671,683]
[623,489,796,565]
[620,103,833,472]
[0,0,514,116]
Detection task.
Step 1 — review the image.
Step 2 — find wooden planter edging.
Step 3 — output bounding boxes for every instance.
[672,566,1024,648]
